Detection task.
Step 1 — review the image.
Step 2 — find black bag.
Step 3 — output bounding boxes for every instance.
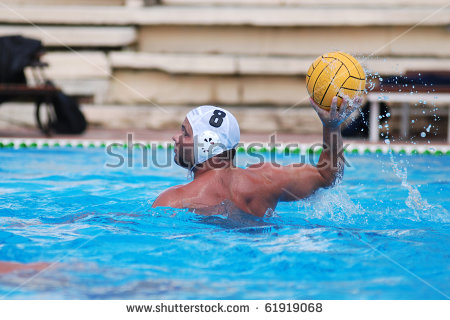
[50,89,87,134]
[0,36,43,104]
[0,35,42,84]
[36,81,88,134]
[0,35,88,135]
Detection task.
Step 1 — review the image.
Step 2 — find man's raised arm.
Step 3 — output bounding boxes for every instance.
[313,96,360,187]
[278,96,361,201]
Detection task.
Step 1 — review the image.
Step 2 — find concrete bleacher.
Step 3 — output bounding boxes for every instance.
[1,0,125,5]
[162,0,450,6]
[39,52,110,104]
[0,0,449,137]
[0,26,136,48]
[1,5,449,26]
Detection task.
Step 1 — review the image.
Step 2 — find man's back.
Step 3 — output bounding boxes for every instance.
[199,163,282,217]
[153,162,324,217]
[153,165,275,217]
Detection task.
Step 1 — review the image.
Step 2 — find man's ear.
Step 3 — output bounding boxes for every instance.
[230,148,236,160]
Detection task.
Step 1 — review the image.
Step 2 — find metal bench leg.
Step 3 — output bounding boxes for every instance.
[369,101,380,142]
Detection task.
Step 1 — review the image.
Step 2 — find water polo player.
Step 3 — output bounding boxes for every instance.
[152,97,361,217]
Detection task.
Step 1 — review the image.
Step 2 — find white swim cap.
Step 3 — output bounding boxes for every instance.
[186,105,240,167]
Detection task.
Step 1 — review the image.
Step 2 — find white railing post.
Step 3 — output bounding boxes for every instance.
[447,107,450,143]
[401,102,410,138]
[126,0,145,7]
[369,100,380,142]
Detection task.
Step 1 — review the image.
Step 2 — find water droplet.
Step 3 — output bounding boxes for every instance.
[384,138,390,145]
[420,132,426,137]
[411,120,415,123]
[386,112,391,117]
[426,124,431,132]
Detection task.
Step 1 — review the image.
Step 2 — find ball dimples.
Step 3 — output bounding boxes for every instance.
[306,51,366,110]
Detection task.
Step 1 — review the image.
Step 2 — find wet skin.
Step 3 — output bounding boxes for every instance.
[0,261,49,274]
[152,97,361,217]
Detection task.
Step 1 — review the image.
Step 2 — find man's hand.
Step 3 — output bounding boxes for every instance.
[310,96,362,129]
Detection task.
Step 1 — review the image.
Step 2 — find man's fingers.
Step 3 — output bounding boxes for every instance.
[338,97,348,117]
[345,97,355,115]
[330,96,338,118]
[341,98,349,112]
[356,96,364,108]
[342,95,363,119]
[348,96,363,114]
[352,96,363,108]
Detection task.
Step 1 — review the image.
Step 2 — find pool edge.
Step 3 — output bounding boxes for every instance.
[0,138,449,155]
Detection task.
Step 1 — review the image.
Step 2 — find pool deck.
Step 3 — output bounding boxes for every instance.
[1,127,449,155]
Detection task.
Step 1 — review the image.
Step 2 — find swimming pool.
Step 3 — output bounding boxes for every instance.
[0,143,449,299]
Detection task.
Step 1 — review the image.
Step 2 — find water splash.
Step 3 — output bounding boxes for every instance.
[362,57,443,143]
[298,186,367,225]
[388,152,449,222]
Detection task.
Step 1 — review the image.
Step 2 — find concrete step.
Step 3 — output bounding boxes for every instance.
[0,102,322,134]
[139,25,450,57]
[0,26,136,47]
[109,69,310,106]
[108,52,450,106]
[21,50,450,106]
[1,0,125,6]
[110,52,450,76]
[0,5,448,26]
[27,50,445,107]
[40,51,110,80]
[162,0,450,7]
[24,52,110,104]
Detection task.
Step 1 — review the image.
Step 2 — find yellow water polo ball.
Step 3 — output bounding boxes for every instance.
[306,51,366,110]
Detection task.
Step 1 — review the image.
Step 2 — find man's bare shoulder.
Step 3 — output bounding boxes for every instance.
[152,173,220,208]
[152,184,187,208]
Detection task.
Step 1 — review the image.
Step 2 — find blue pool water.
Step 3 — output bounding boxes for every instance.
[0,147,449,299]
